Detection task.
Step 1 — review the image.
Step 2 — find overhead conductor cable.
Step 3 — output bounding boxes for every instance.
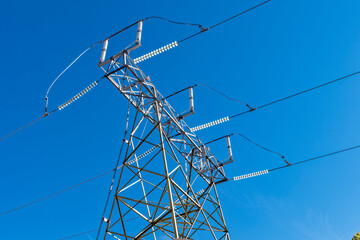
[4,142,360,219]
[189,69,360,133]
[0,1,271,142]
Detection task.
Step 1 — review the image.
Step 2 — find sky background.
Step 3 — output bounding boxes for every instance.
[1,0,360,239]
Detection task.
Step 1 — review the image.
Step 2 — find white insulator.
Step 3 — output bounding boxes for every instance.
[189,87,194,112]
[58,81,98,111]
[127,146,157,165]
[226,136,233,162]
[233,170,269,181]
[195,189,204,196]
[133,41,178,64]
[136,21,143,44]
[100,39,109,63]
[108,232,121,240]
[190,116,230,132]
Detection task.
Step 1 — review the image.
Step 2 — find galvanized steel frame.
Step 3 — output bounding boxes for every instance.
[99,50,230,240]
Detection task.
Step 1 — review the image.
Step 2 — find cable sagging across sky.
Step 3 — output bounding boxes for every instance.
[232,143,360,182]
[190,69,360,132]
[0,2,272,143]
[2,140,360,217]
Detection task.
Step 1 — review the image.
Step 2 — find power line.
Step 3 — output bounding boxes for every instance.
[158,69,360,136]
[165,70,360,120]
[0,109,57,142]
[232,143,360,181]
[205,133,289,165]
[44,15,204,113]
[0,167,118,216]
[1,2,270,143]
[58,228,99,240]
[1,21,139,143]
[144,16,205,30]
[0,78,103,143]
[232,133,290,165]
[0,101,129,217]
[195,83,254,110]
[162,83,253,109]
[132,2,272,65]
[44,46,97,114]
[269,144,360,172]
[95,102,131,240]
[58,217,140,240]
[178,0,272,43]
[0,2,254,142]
[229,70,360,119]
[0,41,259,215]
[2,139,359,218]
[3,140,357,235]
[209,0,271,30]
[186,69,360,134]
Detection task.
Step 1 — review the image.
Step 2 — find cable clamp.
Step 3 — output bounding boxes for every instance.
[281,156,292,166]
[200,26,209,32]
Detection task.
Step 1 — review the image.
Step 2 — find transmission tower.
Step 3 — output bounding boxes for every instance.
[98,21,232,240]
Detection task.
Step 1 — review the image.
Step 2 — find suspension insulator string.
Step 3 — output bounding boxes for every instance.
[233,169,269,181]
[196,189,205,195]
[127,146,157,165]
[58,80,100,111]
[1,79,102,143]
[190,116,230,132]
[133,41,178,64]
[108,232,122,240]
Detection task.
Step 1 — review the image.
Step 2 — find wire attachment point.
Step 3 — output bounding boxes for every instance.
[200,26,209,32]
[246,104,256,111]
[281,156,292,166]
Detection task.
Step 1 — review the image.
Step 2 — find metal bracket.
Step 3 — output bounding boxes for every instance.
[98,21,143,66]
[178,87,195,119]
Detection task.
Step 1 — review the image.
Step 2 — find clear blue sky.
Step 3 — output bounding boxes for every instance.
[1,0,360,239]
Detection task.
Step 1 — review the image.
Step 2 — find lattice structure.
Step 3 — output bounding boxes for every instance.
[98,52,230,240]
[97,22,230,240]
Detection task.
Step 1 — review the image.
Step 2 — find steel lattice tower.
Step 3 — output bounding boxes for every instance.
[98,22,230,240]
